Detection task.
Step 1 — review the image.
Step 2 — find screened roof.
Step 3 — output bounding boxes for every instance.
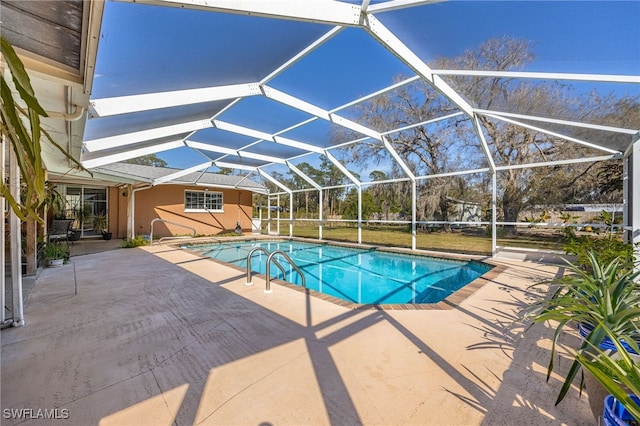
[82,0,640,188]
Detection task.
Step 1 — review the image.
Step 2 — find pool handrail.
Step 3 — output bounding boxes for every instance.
[265,250,306,293]
[245,247,286,286]
[150,218,196,245]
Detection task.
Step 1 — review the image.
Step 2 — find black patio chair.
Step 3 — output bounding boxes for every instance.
[48,219,75,249]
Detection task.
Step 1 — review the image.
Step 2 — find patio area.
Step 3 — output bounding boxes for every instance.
[2,244,595,425]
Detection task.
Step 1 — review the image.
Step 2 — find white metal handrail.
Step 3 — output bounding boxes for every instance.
[265,250,306,293]
[150,218,196,245]
[245,247,286,286]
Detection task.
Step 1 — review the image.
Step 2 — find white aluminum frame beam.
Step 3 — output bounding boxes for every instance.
[262,85,382,140]
[258,169,292,194]
[213,161,257,171]
[85,119,214,152]
[323,149,363,240]
[286,161,322,190]
[134,0,363,26]
[186,141,287,164]
[473,115,497,172]
[213,120,326,154]
[475,109,639,135]
[153,161,213,185]
[482,112,622,155]
[381,135,416,248]
[494,154,619,171]
[367,0,445,13]
[324,151,361,187]
[432,69,640,84]
[261,26,344,84]
[90,83,261,117]
[364,14,474,117]
[382,112,466,136]
[82,139,185,168]
[334,75,421,112]
[381,135,415,179]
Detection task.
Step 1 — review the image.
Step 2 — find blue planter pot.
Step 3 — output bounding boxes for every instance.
[578,323,639,354]
[603,394,640,426]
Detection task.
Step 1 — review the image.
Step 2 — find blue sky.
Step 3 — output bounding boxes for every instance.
[90,1,640,171]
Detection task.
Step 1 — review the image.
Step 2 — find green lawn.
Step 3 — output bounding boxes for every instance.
[263,223,568,256]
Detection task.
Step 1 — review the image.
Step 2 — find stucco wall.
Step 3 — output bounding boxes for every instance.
[131,185,253,237]
[107,186,129,239]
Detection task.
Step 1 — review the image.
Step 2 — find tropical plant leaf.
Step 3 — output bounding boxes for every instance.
[1,36,88,222]
[523,249,640,407]
[1,37,46,115]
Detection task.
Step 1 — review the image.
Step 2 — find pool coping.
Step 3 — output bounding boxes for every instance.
[177,235,507,311]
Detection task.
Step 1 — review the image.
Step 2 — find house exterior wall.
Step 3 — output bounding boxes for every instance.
[115,186,129,239]
[130,185,253,238]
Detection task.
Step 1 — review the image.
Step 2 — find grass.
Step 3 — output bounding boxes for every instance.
[263,223,568,256]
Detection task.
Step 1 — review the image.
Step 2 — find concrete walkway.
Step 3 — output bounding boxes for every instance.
[1,244,595,425]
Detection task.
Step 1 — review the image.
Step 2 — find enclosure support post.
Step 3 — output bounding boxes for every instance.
[380,135,416,250]
[492,171,498,257]
[319,188,323,241]
[276,194,281,236]
[1,137,6,325]
[9,143,24,326]
[289,193,293,237]
[357,185,362,245]
[629,136,640,273]
[411,181,417,251]
[267,196,271,235]
[623,150,629,243]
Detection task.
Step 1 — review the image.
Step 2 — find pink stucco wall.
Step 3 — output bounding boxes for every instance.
[129,185,253,237]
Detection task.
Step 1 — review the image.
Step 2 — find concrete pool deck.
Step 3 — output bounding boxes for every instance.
[1,243,595,425]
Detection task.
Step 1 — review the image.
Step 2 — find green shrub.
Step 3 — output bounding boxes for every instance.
[122,235,147,248]
[563,234,636,273]
[42,242,69,261]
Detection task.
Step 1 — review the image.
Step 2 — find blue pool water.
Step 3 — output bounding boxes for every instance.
[184,240,492,304]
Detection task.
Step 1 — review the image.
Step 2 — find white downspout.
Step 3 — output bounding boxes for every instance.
[130,184,152,240]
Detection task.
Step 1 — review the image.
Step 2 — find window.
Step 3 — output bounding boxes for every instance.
[185,190,223,212]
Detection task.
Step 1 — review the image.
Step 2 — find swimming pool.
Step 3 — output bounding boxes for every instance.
[184,240,492,305]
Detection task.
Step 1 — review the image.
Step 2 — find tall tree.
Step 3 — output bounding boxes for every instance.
[338,36,635,231]
[432,37,630,230]
[340,67,477,228]
[287,162,321,217]
[367,171,407,221]
[341,188,376,220]
[317,156,351,217]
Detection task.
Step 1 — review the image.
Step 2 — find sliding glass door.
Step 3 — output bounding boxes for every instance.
[59,185,107,238]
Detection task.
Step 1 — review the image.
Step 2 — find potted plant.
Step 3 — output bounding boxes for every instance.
[576,324,640,424]
[92,214,112,240]
[42,242,69,267]
[523,250,640,420]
